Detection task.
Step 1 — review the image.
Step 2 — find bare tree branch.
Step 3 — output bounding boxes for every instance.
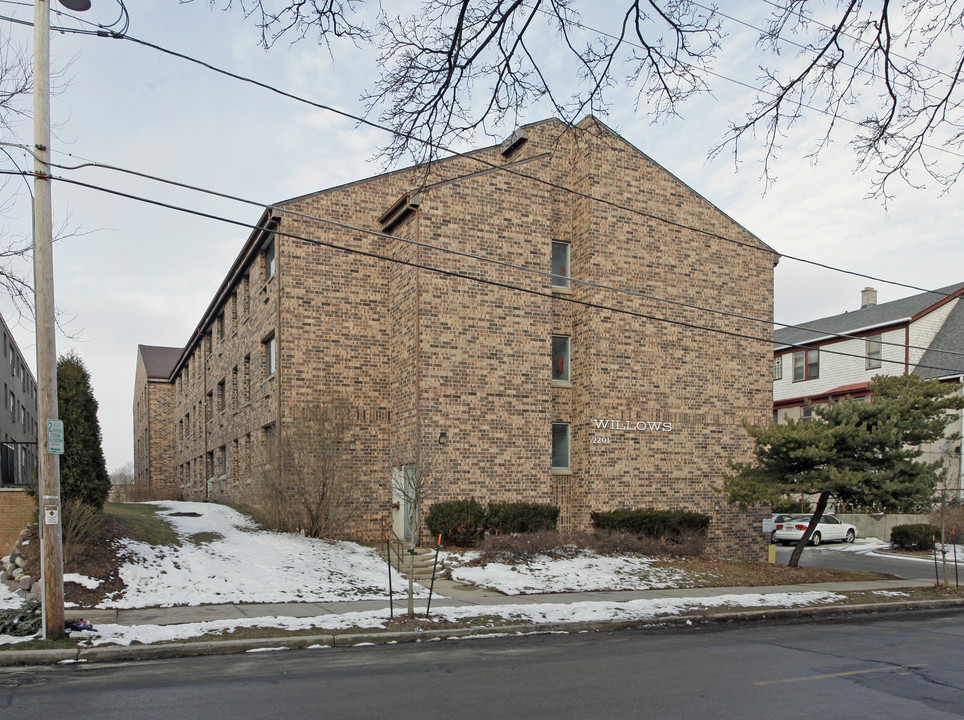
[218,1,964,197]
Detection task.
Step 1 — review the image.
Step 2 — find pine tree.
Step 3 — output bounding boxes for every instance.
[726,374,964,567]
[57,351,110,508]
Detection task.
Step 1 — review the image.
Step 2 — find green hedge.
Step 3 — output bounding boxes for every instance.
[890,523,939,551]
[590,508,710,539]
[425,499,486,546]
[486,502,560,534]
[772,499,811,514]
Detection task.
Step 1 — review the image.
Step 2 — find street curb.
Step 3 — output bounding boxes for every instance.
[2,597,963,667]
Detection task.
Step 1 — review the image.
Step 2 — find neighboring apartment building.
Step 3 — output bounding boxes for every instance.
[135,117,777,556]
[774,284,964,494]
[0,314,38,487]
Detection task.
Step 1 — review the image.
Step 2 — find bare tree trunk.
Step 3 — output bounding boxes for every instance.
[788,492,830,568]
[407,543,415,619]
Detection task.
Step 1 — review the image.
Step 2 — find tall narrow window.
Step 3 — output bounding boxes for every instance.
[551,335,571,383]
[264,238,276,282]
[866,335,882,369]
[217,380,226,414]
[773,356,782,381]
[551,241,570,290]
[551,423,571,471]
[263,335,276,378]
[242,274,250,317]
[231,366,238,410]
[243,354,251,402]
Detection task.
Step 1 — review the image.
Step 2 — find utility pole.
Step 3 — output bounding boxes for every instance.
[33,0,61,641]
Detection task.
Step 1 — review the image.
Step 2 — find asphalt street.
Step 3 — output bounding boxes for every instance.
[2,611,963,719]
[776,543,964,584]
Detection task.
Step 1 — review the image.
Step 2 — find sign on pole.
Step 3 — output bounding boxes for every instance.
[46,419,64,454]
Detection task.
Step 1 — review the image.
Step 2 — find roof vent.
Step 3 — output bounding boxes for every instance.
[860,287,877,309]
[500,128,529,157]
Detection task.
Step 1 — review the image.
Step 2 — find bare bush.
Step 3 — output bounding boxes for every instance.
[61,499,103,566]
[248,398,359,538]
[476,528,706,564]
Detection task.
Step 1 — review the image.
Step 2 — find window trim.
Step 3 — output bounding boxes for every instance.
[773,356,783,381]
[551,241,571,291]
[551,334,571,385]
[551,422,571,473]
[792,349,819,381]
[865,334,882,370]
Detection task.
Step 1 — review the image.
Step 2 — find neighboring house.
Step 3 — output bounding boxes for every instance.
[134,116,777,556]
[0,313,38,488]
[773,284,964,495]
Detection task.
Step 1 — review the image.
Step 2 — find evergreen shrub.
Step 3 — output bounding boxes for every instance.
[590,508,710,539]
[486,502,560,534]
[425,499,486,546]
[890,523,939,551]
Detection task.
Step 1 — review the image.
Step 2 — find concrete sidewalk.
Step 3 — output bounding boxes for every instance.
[0,576,960,666]
[67,577,936,627]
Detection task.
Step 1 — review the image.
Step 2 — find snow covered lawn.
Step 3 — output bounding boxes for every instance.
[100,501,424,608]
[446,551,707,594]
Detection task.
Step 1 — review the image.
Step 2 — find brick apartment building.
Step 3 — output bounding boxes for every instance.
[134,117,776,555]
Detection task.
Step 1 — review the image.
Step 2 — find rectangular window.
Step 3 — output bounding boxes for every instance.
[552,335,570,382]
[792,350,819,381]
[551,423,570,470]
[230,294,237,332]
[244,354,251,402]
[866,334,882,369]
[217,380,226,414]
[264,237,276,282]
[205,333,213,357]
[219,445,226,477]
[206,450,215,479]
[8,390,13,416]
[263,335,276,378]
[216,313,225,344]
[242,274,250,317]
[773,356,782,381]
[231,366,238,410]
[802,405,813,423]
[551,241,570,290]
[206,391,214,421]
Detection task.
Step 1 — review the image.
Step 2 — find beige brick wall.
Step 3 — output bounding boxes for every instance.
[140,117,774,558]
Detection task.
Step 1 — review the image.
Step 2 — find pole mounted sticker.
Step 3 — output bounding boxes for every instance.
[46,419,64,454]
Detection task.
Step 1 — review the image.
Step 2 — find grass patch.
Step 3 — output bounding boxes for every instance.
[188,532,223,545]
[103,502,179,547]
[0,636,81,652]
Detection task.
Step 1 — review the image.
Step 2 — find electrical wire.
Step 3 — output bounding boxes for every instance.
[3,166,961,378]
[22,145,964,363]
[2,10,960,303]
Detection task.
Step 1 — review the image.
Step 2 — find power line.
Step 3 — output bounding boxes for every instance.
[27,146,964,364]
[1,11,958,303]
[3,166,960,378]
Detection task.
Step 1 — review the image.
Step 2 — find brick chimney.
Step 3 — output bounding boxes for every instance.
[861,287,877,309]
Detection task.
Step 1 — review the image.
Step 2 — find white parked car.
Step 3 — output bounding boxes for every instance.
[773,514,857,546]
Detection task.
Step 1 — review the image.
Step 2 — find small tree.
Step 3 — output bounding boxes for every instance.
[726,375,964,567]
[249,397,358,538]
[57,351,110,509]
[390,433,446,618]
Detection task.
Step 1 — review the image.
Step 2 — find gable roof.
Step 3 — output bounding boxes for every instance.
[138,345,182,380]
[774,282,964,348]
[917,301,964,378]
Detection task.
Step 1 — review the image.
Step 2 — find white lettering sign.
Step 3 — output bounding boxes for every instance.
[592,418,674,432]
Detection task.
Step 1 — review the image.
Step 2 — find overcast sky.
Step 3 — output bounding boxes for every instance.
[2,1,962,471]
